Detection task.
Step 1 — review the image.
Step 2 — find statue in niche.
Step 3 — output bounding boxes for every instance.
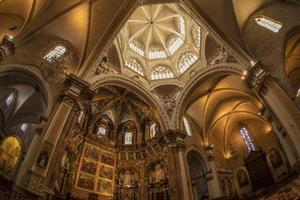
[123,170,133,186]
[36,151,49,168]
[210,46,228,65]
[236,169,249,188]
[154,164,165,183]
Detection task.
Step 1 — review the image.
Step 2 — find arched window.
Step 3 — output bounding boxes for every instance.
[20,123,28,132]
[240,127,256,152]
[151,65,174,80]
[125,58,144,76]
[297,88,300,97]
[97,126,107,136]
[168,37,184,55]
[178,52,198,73]
[255,16,282,33]
[43,45,67,62]
[78,111,84,123]
[124,132,133,145]
[5,92,15,106]
[129,41,144,56]
[183,117,192,136]
[150,123,156,138]
[192,25,201,48]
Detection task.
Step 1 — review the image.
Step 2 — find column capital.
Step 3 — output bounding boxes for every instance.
[63,74,95,107]
[0,35,15,62]
[204,144,215,161]
[246,60,273,94]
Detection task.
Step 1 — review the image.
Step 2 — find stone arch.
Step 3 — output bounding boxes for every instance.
[91,75,169,131]
[0,64,53,116]
[173,64,244,129]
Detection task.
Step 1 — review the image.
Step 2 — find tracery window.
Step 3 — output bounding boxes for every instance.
[125,58,144,76]
[149,50,167,59]
[5,93,14,106]
[43,45,66,62]
[150,123,156,138]
[129,42,145,56]
[255,16,282,33]
[20,123,28,132]
[97,126,107,136]
[240,127,256,152]
[151,65,174,80]
[183,117,192,136]
[124,132,133,145]
[168,37,184,55]
[192,25,201,48]
[178,52,198,73]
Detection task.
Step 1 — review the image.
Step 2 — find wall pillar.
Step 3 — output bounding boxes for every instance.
[246,61,300,168]
[20,74,91,195]
[205,145,222,198]
[0,35,15,62]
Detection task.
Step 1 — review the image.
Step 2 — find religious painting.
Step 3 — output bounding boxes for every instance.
[97,179,113,195]
[81,159,97,175]
[236,169,249,188]
[77,173,95,191]
[84,145,100,161]
[99,165,114,180]
[269,150,283,169]
[101,152,115,166]
[36,151,49,168]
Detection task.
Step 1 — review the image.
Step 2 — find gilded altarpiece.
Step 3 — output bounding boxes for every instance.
[75,142,116,197]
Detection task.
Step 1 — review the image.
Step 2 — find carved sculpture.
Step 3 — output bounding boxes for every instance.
[210,47,228,65]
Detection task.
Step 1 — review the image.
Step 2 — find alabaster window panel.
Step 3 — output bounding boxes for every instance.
[183,117,192,136]
[178,52,198,73]
[124,132,133,145]
[20,123,28,132]
[125,58,144,76]
[43,45,67,62]
[255,16,282,33]
[151,65,174,80]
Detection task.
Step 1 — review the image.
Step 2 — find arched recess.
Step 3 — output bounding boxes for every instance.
[284,30,300,96]
[186,150,209,200]
[91,75,169,131]
[0,136,22,179]
[173,64,244,129]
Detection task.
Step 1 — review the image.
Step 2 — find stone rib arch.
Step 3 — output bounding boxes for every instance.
[172,64,244,129]
[91,75,169,131]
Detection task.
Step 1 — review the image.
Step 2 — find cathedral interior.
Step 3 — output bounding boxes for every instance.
[1,0,300,200]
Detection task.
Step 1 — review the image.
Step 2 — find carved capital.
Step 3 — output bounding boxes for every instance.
[204,144,215,161]
[246,61,273,94]
[0,35,15,62]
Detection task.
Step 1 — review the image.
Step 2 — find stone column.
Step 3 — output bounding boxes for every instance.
[246,61,300,167]
[0,35,15,62]
[166,130,191,200]
[20,74,91,195]
[262,108,298,167]
[205,145,222,198]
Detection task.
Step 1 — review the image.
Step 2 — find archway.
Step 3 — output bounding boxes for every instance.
[187,150,209,200]
[0,136,21,179]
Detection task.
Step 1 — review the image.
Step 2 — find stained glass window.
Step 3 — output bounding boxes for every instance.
[240,127,256,152]
[255,16,282,33]
[5,93,14,106]
[151,65,174,80]
[43,45,66,62]
[20,123,28,132]
[178,52,198,73]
